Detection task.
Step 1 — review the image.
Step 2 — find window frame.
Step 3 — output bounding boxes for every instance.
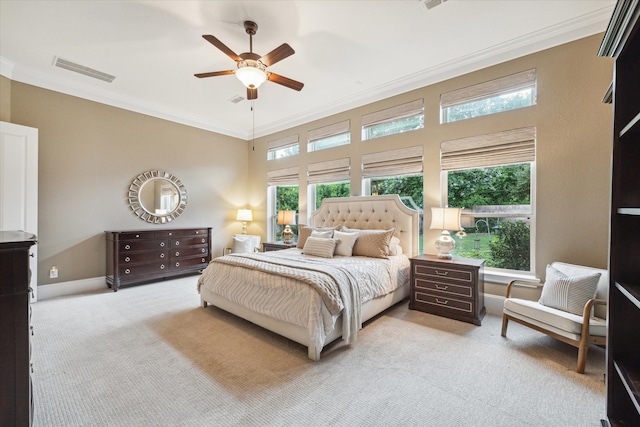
[361,99,424,141]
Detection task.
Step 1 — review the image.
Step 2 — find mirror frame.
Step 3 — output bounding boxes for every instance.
[127,170,187,224]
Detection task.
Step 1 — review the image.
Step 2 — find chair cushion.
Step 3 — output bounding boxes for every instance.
[539,264,600,315]
[504,297,606,336]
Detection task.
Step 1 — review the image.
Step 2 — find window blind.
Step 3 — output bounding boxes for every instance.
[307,120,350,142]
[440,127,536,171]
[267,166,299,186]
[307,158,350,184]
[267,134,299,150]
[362,99,424,127]
[362,146,423,178]
[440,69,536,108]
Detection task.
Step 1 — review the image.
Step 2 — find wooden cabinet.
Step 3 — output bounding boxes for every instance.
[409,254,485,325]
[598,2,640,426]
[0,231,37,427]
[105,227,211,291]
[262,241,297,252]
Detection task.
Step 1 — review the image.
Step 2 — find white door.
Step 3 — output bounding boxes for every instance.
[0,121,39,301]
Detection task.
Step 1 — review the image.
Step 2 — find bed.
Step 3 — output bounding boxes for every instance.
[197,195,419,361]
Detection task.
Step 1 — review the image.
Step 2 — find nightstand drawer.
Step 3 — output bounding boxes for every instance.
[414,292,473,314]
[414,278,473,299]
[414,264,473,283]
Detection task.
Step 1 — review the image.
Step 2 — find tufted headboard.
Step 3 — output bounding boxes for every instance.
[311,195,420,257]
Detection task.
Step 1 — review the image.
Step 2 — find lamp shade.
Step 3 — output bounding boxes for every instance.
[236,63,267,89]
[236,209,253,222]
[277,210,297,225]
[429,207,462,231]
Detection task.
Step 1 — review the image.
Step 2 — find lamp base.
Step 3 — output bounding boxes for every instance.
[435,230,456,260]
[282,225,295,244]
[241,222,247,235]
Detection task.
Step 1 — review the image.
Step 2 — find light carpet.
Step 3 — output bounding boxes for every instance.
[31,276,606,426]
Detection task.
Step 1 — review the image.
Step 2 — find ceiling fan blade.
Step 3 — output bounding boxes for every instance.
[268,73,304,91]
[259,43,295,67]
[202,35,241,62]
[247,87,258,100]
[194,70,235,78]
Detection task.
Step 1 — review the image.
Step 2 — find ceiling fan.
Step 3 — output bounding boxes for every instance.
[195,21,304,100]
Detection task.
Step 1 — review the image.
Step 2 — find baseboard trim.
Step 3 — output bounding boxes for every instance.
[485,293,504,316]
[37,276,106,301]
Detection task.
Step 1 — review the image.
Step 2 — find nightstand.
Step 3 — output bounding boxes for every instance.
[262,241,297,252]
[409,254,485,325]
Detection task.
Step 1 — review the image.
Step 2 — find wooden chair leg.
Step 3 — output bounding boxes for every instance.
[501,314,509,337]
[576,334,590,374]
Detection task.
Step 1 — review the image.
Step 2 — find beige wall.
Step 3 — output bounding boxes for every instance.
[5,34,613,297]
[0,75,11,122]
[8,83,249,286]
[248,34,614,293]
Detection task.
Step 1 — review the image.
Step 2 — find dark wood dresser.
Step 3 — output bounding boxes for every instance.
[105,227,212,291]
[0,231,37,427]
[409,254,485,325]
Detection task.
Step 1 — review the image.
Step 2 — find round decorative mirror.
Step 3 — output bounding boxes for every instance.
[127,170,187,224]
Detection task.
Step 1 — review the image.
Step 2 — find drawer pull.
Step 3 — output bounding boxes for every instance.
[124,244,131,250]
[175,241,180,246]
[435,298,448,305]
[201,258,206,262]
[175,251,180,256]
[175,262,180,267]
[124,269,131,274]
[135,234,140,238]
[435,270,448,276]
[160,253,165,258]
[201,238,206,243]
[124,256,130,262]
[201,248,205,253]
[160,242,166,247]
[160,265,165,270]
[435,284,448,290]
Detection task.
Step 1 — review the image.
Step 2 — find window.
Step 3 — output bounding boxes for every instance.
[440,69,536,123]
[308,120,350,152]
[363,146,424,251]
[267,167,299,241]
[362,99,424,141]
[441,127,536,273]
[267,134,299,160]
[307,158,351,210]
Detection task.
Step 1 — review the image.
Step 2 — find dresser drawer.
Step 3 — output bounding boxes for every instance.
[172,236,208,247]
[119,250,168,264]
[414,264,473,283]
[119,239,168,252]
[171,246,208,258]
[118,231,155,240]
[414,291,473,314]
[414,278,473,299]
[169,256,209,270]
[155,229,209,238]
[118,262,169,277]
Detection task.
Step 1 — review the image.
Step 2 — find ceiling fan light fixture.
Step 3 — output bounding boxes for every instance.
[236,60,267,89]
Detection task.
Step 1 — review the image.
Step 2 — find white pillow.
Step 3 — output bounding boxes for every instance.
[311,229,333,239]
[538,264,601,315]
[302,237,339,258]
[333,230,359,256]
[388,236,402,256]
[231,235,259,253]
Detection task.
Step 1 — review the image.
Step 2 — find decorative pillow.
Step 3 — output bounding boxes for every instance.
[345,227,396,259]
[388,236,402,256]
[333,230,359,257]
[231,235,259,254]
[301,237,339,258]
[538,264,601,315]
[311,229,333,239]
[296,225,338,248]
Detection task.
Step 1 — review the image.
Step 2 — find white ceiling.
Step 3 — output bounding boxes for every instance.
[0,1,615,140]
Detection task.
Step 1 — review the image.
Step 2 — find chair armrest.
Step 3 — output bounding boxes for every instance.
[580,298,607,337]
[505,279,543,298]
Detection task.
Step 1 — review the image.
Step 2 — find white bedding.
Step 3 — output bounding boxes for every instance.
[197,248,409,353]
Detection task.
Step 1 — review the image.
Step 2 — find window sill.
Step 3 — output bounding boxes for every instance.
[484,269,540,286]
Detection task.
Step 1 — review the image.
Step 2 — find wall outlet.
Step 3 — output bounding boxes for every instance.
[49,266,58,279]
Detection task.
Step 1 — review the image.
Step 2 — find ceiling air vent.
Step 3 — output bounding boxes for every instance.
[53,56,116,83]
[228,95,245,104]
[420,0,448,10]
